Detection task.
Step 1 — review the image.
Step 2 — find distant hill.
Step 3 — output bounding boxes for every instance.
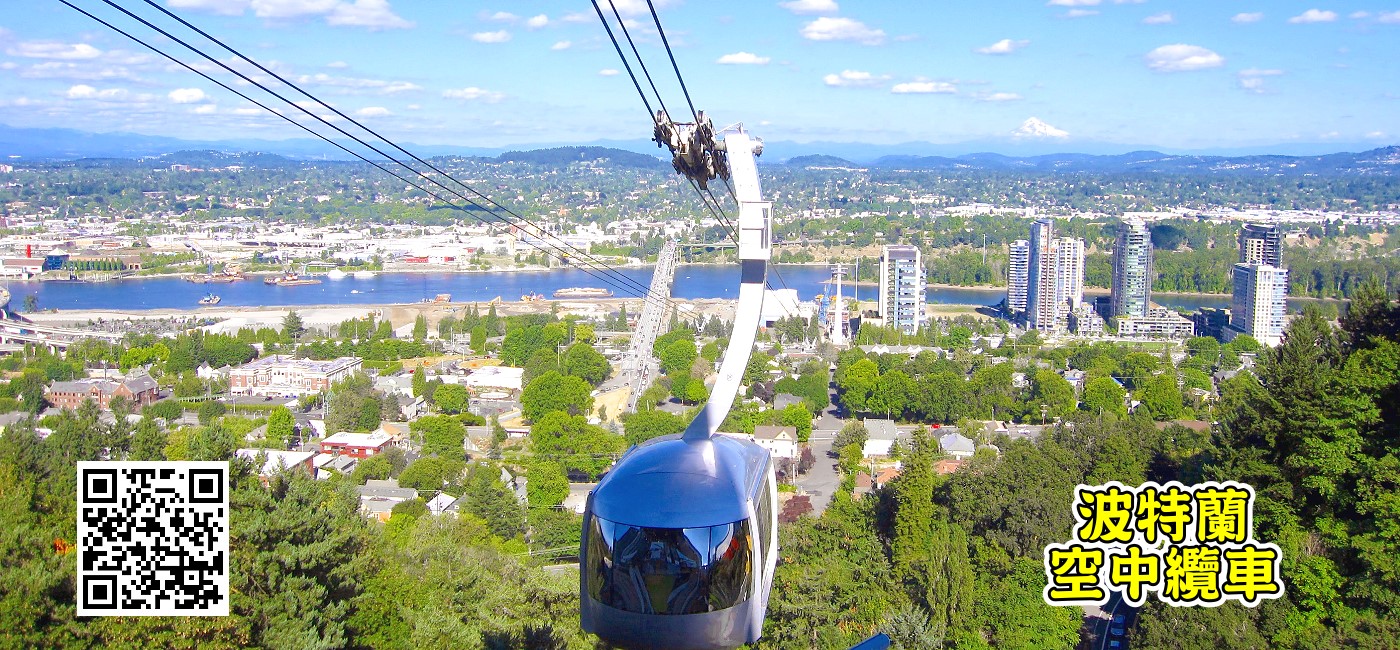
[1,123,1395,176]
[495,146,665,169]
[785,154,860,168]
[858,146,1400,176]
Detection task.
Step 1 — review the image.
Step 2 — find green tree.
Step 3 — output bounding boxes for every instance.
[460,464,525,540]
[351,454,393,484]
[1081,377,1127,418]
[562,342,611,387]
[779,402,814,443]
[397,455,466,493]
[281,310,305,342]
[658,338,698,375]
[525,461,569,508]
[412,314,428,342]
[621,408,688,446]
[838,358,879,414]
[529,411,624,480]
[411,415,467,459]
[519,371,593,422]
[432,383,469,414]
[265,406,295,447]
[1137,371,1184,420]
[1030,369,1077,422]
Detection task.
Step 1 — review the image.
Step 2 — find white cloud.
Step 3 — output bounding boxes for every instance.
[978,92,1023,102]
[1379,10,1400,23]
[1012,117,1069,138]
[168,88,208,103]
[1288,9,1338,24]
[18,61,142,82]
[295,73,420,94]
[1237,68,1283,93]
[608,0,676,17]
[248,0,340,19]
[1365,131,1387,139]
[779,0,838,14]
[891,81,956,94]
[1144,44,1224,72]
[551,40,572,51]
[975,39,1029,55]
[1062,9,1099,18]
[801,17,886,45]
[1142,12,1174,24]
[442,87,504,102]
[472,30,511,43]
[822,69,889,87]
[6,41,102,60]
[1047,0,1099,5]
[1349,11,1370,19]
[525,14,549,29]
[168,0,412,29]
[486,11,518,22]
[193,104,218,114]
[354,106,391,117]
[65,84,128,100]
[716,52,771,65]
[1232,12,1265,23]
[598,69,620,76]
[231,107,262,116]
[326,60,348,68]
[327,0,414,30]
[167,0,251,16]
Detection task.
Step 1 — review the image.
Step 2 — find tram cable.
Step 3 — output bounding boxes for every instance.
[68,0,707,328]
[124,0,694,320]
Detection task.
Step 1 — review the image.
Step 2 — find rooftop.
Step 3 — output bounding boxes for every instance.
[323,431,393,447]
[236,355,361,373]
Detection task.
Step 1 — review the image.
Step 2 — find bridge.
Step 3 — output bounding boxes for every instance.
[622,240,679,412]
[0,318,126,352]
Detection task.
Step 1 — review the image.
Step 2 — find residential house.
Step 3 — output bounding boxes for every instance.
[938,432,977,460]
[357,479,418,522]
[236,448,317,481]
[320,431,394,458]
[862,418,900,458]
[753,425,798,462]
[425,492,458,516]
[45,372,159,410]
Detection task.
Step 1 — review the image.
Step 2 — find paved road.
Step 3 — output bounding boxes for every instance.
[1088,592,1138,650]
[795,375,845,514]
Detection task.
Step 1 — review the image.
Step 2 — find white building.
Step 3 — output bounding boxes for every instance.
[1026,218,1087,333]
[1228,264,1289,347]
[862,419,900,459]
[877,244,927,335]
[753,425,798,461]
[938,433,976,460]
[1111,218,1152,318]
[1027,219,1058,331]
[1007,239,1030,316]
[463,365,525,392]
[229,356,361,397]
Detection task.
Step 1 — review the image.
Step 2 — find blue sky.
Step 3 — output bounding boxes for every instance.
[1,0,1397,151]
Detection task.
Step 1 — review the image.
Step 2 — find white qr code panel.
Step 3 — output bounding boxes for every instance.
[77,461,229,617]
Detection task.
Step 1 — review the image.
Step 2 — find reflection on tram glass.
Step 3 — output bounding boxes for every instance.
[586,516,753,615]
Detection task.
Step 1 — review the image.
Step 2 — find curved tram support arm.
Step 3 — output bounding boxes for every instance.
[682,131,769,441]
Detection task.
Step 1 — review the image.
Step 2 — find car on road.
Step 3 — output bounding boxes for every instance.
[1108,641,1122,649]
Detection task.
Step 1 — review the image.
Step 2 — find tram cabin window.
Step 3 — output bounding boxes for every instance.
[586,516,753,615]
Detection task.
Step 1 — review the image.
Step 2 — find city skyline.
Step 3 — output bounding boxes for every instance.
[0,2,1397,151]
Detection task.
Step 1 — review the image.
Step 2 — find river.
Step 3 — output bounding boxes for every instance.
[4,264,1250,313]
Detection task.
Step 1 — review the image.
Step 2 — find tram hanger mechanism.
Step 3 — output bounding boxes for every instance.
[580,125,777,650]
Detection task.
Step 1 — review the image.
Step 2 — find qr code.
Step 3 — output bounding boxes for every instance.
[77,461,229,616]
